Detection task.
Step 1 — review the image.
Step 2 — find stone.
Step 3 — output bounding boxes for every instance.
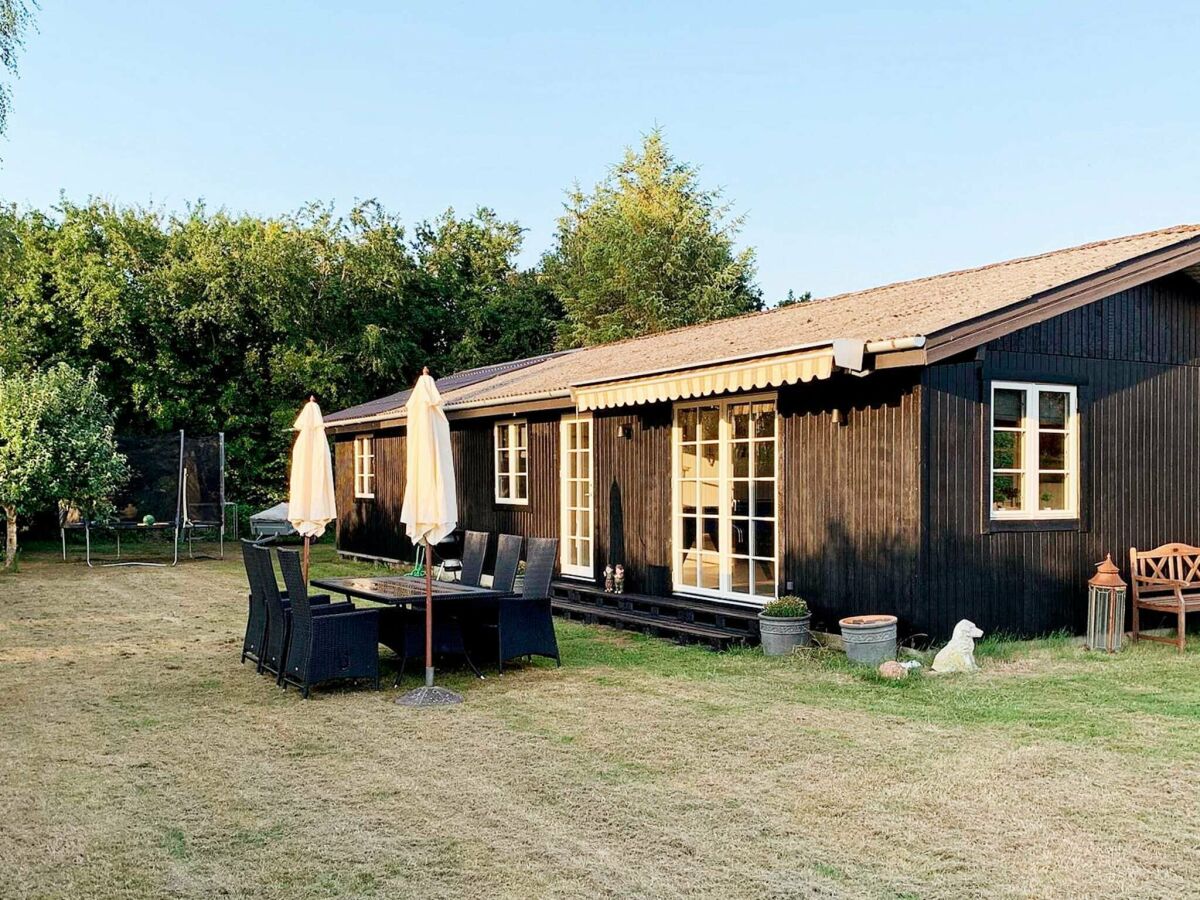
[878,660,907,680]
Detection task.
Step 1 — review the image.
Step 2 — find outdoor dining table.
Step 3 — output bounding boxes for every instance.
[309,575,511,678]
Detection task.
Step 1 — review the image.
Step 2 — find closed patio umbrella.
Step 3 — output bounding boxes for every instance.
[397,367,460,706]
[288,397,337,581]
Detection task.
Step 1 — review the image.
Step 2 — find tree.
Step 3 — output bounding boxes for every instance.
[776,289,813,307]
[0,0,36,139]
[544,129,762,348]
[0,364,127,568]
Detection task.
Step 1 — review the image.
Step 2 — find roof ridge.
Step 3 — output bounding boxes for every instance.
[549,223,1200,355]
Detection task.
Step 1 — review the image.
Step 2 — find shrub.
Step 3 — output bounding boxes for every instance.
[761,595,809,618]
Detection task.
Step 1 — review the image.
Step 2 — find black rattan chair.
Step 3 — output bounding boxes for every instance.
[459,530,488,587]
[240,541,269,668]
[249,544,347,682]
[277,548,380,698]
[491,534,522,594]
[494,537,561,672]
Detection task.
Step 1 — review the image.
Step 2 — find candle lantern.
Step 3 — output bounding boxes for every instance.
[1086,554,1127,653]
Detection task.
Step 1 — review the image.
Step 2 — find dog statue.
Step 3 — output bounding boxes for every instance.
[932,620,984,673]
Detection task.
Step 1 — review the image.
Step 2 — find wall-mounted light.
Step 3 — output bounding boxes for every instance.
[617,423,634,439]
[832,408,850,427]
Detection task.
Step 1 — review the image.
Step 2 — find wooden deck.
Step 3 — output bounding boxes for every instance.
[551,580,760,649]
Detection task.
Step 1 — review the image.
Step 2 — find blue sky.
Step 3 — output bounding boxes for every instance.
[2,1,1198,302]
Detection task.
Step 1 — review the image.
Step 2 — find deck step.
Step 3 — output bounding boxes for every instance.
[550,580,760,649]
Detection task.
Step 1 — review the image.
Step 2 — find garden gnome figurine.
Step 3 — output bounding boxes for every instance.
[931,620,984,673]
[614,564,625,594]
[603,565,615,593]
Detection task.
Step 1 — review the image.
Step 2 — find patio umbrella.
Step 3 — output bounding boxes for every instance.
[288,397,337,582]
[398,367,460,705]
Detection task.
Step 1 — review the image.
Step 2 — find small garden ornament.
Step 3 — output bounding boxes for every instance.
[931,619,984,673]
[614,564,625,594]
[603,565,615,593]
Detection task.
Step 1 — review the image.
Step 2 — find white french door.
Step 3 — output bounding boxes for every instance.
[672,396,778,603]
[559,414,594,578]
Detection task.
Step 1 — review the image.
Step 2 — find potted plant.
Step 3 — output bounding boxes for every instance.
[758,596,812,656]
[513,560,526,594]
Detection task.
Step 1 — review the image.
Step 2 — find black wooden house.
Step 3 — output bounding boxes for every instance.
[325,225,1200,640]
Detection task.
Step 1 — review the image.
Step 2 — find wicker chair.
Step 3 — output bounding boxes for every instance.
[277,548,380,698]
[491,534,522,594]
[494,537,561,672]
[459,530,489,587]
[240,541,269,668]
[248,544,348,682]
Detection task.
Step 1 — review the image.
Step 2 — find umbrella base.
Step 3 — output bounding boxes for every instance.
[395,685,463,707]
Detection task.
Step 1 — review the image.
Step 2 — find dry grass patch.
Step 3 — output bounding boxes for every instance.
[1,545,1199,898]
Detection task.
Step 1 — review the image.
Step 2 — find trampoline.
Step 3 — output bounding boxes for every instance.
[61,431,230,567]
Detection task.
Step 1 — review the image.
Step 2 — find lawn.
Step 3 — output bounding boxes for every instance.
[1,543,1199,899]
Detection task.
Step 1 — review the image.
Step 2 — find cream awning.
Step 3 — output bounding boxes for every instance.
[571,344,851,412]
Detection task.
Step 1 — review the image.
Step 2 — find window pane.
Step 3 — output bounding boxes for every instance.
[680,555,699,587]
[515,475,528,499]
[732,444,749,478]
[732,481,750,516]
[498,476,511,499]
[579,423,589,449]
[516,423,527,446]
[700,554,720,589]
[498,449,510,475]
[700,408,719,441]
[577,480,590,509]
[682,517,698,551]
[732,520,750,555]
[517,449,528,474]
[564,540,576,566]
[731,404,750,439]
[1038,474,1067,511]
[755,443,775,478]
[700,517,720,552]
[753,405,776,438]
[681,480,698,515]
[1039,392,1068,429]
[992,474,1022,511]
[993,430,1023,470]
[753,521,775,558]
[496,426,509,449]
[679,444,697,479]
[680,409,697,442]
[1038,433,1066,470]
[993,389,1025,428]
[699,445,719,478]
[753,483,775,519]
[699,480,720,515]
[753,559,776,596]
[731,557,750,594]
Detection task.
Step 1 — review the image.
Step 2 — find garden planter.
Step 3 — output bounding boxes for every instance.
[758,613,812,656]
[513,574,525,594]
[839,615,897,665]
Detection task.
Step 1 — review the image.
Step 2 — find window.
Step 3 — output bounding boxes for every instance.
[494,420,529,505]
[354,436,375,499]
[990,382,1078,519]
[560,414,593,577]
[673,396,778,603]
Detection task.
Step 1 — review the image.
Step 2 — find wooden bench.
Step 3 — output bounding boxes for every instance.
[1129,543,1200,652]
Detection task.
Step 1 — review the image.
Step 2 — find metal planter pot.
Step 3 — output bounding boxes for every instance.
[758,613,812,656]
[839,615,898,665]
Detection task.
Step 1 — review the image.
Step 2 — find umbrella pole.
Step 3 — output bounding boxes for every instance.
[302,536,311,583]
[424,537,434,688]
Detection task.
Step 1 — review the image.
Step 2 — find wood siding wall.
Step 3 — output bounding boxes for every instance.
[922,274,1200,636]
[780,372,923,632]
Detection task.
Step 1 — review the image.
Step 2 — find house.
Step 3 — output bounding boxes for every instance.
[325,225,1200,640]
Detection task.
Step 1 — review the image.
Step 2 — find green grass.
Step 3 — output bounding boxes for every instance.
[1,543,1199,898]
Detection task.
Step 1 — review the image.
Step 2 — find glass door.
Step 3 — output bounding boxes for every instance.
[673,396,777,602]
[560,414,593,578]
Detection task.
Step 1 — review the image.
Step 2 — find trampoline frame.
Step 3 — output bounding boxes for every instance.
[60,431,227,567]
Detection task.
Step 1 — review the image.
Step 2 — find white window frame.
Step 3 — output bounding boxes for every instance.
[671,393,779,605]
[559,413,594,578]
[493,419,529,506]
[353,435,375,499]
[989,381,1079,520]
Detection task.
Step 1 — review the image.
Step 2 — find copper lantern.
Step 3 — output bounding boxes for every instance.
[1086,554,1127,653]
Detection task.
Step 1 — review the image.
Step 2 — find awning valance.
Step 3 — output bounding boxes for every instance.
[571,345,843,412]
